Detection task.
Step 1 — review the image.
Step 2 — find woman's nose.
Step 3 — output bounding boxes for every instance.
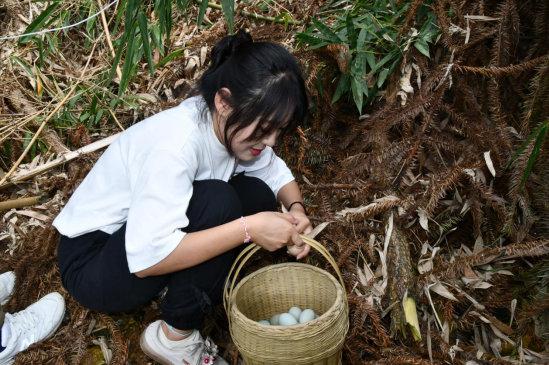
[262,131,277,147]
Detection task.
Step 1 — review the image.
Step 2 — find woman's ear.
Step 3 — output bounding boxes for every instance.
[214,88,232,116]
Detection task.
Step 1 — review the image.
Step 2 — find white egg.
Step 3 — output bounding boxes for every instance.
[299,309,316,323]
[288,306,302,320]
[270,314,280,325]
[278,313,298,326]
[258,320,270,325]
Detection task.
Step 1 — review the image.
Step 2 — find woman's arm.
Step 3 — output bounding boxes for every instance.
[135,211,302,277]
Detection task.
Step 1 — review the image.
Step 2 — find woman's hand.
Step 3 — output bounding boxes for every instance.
[246,212,303,252]
[286,204,313,260]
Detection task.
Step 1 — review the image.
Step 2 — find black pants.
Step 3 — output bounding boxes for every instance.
[57,174,277,329]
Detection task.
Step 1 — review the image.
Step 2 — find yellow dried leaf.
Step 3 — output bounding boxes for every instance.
[403,296,422,341]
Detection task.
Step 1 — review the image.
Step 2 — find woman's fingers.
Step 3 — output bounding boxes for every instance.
[291,230,303,246]
[296,244,311,260]
[276,212,298,224]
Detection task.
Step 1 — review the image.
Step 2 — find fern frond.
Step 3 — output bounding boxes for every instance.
[455,56,548,77]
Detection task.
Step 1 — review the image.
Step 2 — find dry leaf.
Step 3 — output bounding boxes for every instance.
[430,282,458,301]
[483,151,496,177]
[403,294,422,341]
[418,208,429,231]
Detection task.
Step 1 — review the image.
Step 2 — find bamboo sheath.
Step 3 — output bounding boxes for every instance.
[224,235,349,365]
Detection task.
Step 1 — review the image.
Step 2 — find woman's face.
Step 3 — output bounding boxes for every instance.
[214,90,282,161]
[229,120,280,161]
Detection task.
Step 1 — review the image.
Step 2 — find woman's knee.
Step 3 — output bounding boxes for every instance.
[229,174,277,214]
[185,180,243,231]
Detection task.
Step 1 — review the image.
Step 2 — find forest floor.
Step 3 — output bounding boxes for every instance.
[0,0,548,364]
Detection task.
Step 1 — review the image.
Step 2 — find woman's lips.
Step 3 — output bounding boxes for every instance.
[250,147,263,156]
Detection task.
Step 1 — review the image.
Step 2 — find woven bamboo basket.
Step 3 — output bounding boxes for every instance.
[223,235,349,365]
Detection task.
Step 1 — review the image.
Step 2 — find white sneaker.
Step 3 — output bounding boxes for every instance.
[0,292,65,365]
[0,272,15,305]
[140,320,228,365]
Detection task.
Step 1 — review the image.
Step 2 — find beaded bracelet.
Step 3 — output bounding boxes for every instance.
[240,216,252,243]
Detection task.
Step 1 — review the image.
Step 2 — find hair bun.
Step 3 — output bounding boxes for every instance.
[209,29,253,70]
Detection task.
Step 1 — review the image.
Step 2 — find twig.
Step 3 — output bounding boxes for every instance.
[0,195,42,212]
[201,1,302,25]
[0,40,100,187]
[0,133,121,191]
[97,0,122,80]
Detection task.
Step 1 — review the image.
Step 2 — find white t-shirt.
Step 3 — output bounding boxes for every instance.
[53,96,294,273]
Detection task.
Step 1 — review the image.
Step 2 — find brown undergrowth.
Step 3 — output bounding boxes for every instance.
[0,0,548,364]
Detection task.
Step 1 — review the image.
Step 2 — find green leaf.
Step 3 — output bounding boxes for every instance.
[220,0,235,34]
[197,0,209,27]
[19,3,60,44]
[521,120,548,187]
[175,0,190,11]
[357,27,367,51]
[331,74,350,104]
[345,14,357,49]
[138,12,155,75]
[377,68,389,88]
[312,18,342,43]
[365,52,376,71]
[296,32,329,49]
[119,23,138,94]
[414,39,430,58]
[372,50,398,73]
[157,49,186,68]
[351,76,364,113]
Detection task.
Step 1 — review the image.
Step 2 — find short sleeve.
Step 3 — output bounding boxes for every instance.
[125,148,196,273]
[235,147,294,197]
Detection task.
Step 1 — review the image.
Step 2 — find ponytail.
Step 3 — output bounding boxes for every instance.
[207,29,253,73]
[197,29,308,156]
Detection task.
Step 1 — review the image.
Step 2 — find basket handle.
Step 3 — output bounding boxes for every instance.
[223,235,347,320]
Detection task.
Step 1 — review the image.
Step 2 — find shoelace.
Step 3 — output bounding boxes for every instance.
[6,309,41,345]
[180,336,219,365]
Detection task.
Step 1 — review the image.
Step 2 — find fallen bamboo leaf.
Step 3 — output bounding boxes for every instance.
[483,151,496,177]
[91,336,112,364]
[464,15,500,21]
[509,299,517,327]
[14,209,50,221]
[471,281,493,289]
[306,221,331,239]
[430,282,458,301]
[418,208,429,231]
[403,294,422,341]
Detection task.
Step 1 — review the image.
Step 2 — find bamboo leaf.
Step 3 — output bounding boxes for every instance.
[332,74,350,104]
[19,3,60,44]
[365,52,376,71]
[377,68,389,88]
[521,120,548,187]
[175,0,190,11]
[220,0,235,34]
[312,18,342,43]
[351,76,363,113]
[414,39,430,58]
[403,296,422,341]
[357,27,367,51]
[119,23,138,94]
[197,0,209,27]
[157,49,186,68]
[345,14,356,49]
[138,12,155,75]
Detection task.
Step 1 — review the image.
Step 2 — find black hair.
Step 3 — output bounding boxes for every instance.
[197,29,308,154]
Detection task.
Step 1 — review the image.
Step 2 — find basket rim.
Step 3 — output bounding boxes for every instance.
[229,262,345,329]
